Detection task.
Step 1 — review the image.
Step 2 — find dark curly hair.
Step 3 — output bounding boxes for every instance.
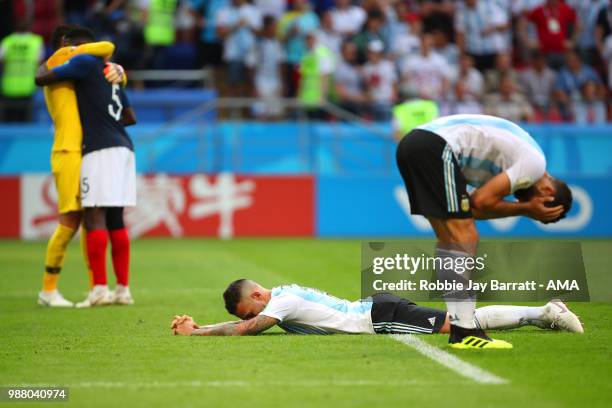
[514,179,573,224]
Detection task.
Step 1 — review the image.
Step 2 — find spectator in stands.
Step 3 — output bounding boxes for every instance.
[362,40,397,120]
[334,41,366,114]
[484,74,534,122]
[216,0,262,96]
[450,53,484,100]
[398,33,451,101]
[317,11,342,56]
[107,6,146,72]
[418,0,455,37]
[190,0,230,68]
[455,0,511,71]
[13,0,60,44]
[298,32,334,117]
[519,51,557,118]
[484,52,519,92]
[431,27,459,67]
[594,3,611,56]
[279,0,319,96]
[513,0,545,63]
[440,81,484,116]
[554,49,604,120]
[573,0,608,66]
[247,15,284,119]
[0,20,43,122]
[573,79,607,124]
[353,10,388,63]
[142,0,179,69]
[387,3,421,63]
[523,0,578,70]
[330,0,367,38]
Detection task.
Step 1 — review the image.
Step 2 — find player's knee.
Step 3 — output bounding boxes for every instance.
[105,207,125,231]
[446,219,479,245]
[58,211,82,230]
[84,208,106,231]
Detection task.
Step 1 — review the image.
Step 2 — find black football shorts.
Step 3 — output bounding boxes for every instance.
[396,128,472,219]
[371,293,446,334]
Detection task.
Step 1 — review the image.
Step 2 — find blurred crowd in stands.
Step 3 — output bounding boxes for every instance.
[1,0,612,123]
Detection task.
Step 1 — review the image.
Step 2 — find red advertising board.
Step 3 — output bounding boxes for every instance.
[0,174,314,239]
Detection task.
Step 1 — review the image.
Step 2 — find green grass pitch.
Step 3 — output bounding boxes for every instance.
[1,238,611,407]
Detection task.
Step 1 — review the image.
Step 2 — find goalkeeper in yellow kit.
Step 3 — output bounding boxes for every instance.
[38,25,126,307]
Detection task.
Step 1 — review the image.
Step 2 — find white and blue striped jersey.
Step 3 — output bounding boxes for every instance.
[259,285,374,334]
[418,114,546,193]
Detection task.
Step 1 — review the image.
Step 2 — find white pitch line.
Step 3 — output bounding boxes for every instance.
[14,379,461,389]
[390,334,508,385]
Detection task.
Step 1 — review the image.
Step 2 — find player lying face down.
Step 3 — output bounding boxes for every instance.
[170,279,583,341]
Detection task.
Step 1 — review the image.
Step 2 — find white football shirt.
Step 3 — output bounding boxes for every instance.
[418,114,546,193]
[259,285,374,334]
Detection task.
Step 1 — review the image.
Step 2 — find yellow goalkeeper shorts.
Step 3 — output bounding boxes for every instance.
[51,151,82,214]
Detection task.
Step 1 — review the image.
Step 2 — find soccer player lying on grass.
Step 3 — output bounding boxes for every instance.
[171,279,583,343]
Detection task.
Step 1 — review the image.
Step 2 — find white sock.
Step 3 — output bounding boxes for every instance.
[451,301,477,329]
[437,248,477,329]
[474,305,545,330]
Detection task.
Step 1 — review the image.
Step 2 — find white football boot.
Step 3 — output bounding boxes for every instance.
[37,290,74,307]
[542,299,584,333]
[110,285,134,305]
[75,285,113,308]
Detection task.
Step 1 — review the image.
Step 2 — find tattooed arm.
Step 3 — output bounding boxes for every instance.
[172,315,279,336]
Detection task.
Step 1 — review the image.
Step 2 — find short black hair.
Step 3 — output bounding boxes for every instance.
[546,179,573,223]
[64,26,96,45]
[223,279,248,315]
[514,179,573,224]
[51,25,78,50]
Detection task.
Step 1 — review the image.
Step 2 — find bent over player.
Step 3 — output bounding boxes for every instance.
[395,114,572,349]
[170,279,583,341]
[36,27,137,308]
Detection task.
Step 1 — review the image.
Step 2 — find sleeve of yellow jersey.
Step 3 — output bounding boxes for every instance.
[46,41,128,86]
[76,41,115,59]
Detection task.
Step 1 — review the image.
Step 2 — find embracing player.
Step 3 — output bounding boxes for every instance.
[170,279,583,339]
[37,25,125,307]
[36,27,137,307]
[395,114,572,349]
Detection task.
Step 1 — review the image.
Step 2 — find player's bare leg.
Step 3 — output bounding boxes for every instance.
[428,217,512,349]
[38,211,82,307]
[76,208,112,308]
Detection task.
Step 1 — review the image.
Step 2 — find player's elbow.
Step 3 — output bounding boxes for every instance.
[470,194,494,212]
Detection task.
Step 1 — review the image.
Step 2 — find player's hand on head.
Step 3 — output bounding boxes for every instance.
[527,196,565,224]
[104,62,125,84]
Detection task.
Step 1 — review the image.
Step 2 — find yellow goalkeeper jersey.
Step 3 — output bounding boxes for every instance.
[44,42,115,152]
